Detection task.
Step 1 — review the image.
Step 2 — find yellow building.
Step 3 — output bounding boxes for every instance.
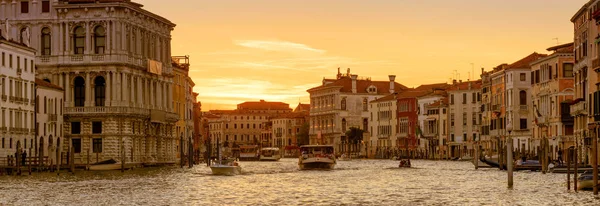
[172,56,195,161]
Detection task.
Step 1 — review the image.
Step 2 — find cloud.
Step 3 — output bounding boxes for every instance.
[234,40,326,54]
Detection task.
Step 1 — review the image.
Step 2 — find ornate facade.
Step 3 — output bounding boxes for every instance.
[3,0,179,164]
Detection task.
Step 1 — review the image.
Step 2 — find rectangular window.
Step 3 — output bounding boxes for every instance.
[71,122,81,134]
[462,113,467,125]
[9,54,12,68]
[473,133,477,141]
[450,114,455,126]
[450,94,454,104]
[1,138,4,148]
[462,93,466,104]
[520,73,526,81]
[520,118,527,130]
[73,138,81,153]
[21,1,29,13]
[92,138,102,153]
[563,63,574,77]
[92,122,102,134]
[24,58,27,72]
[450,134,455,142]
[42,0,50,12]
[1,52,4,66]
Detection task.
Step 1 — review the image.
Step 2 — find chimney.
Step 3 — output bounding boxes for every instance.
[452,79,457,85]
[468,82,472,90]
[388,75,396,93]
[351,75,358,93]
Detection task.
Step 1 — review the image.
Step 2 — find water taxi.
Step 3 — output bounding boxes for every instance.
[210,158,242,175]
[298,145,336,170]
[259,147,281,161]
[239,145,260,161]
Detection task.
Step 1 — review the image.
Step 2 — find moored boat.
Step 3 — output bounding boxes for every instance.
[298,145,336,170]
[239,145,260,161]
[259,147,281,161]
[88,159,122,171]
[577,171,600,190]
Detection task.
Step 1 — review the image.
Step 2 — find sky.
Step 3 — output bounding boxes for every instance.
[141,0,588,110]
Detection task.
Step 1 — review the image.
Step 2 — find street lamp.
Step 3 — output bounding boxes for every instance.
[506,122,513,189]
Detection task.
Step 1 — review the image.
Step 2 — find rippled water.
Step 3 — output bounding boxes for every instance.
[0,159,599,205]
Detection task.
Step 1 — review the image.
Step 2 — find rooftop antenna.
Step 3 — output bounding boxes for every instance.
[552,38,559,45]
[471,63,474,80]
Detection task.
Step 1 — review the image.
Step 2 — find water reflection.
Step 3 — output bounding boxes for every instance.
[0,159,598,205]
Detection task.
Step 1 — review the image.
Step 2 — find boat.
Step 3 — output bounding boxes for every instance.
[577,171,600,190]
[338,153,351,161]
[210,138,242,175]
[88,159,122,171]
[515,159,542,171]
[239,145,260,161]
[298,145,336,170]
[480,155,500,168]
[398,159,411,168]
[550,165,592,174]
[259,147,281,161]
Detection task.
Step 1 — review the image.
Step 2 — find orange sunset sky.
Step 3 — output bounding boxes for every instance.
[141,0,587,110]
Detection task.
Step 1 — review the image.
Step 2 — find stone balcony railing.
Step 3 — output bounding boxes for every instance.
[1,94,6,101]
[9,127,29,134]
[48,114,57,122]
[65,106,151,116]
[519,105,528,111]
[570,101,587,116]
[0,126,6,133]
[37,54,173,75]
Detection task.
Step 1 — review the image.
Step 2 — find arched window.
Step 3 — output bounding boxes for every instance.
[94,76,106,106]
[41,28,51,55]
[73,26,85,54]
[94,26,106,54]
[519,90,527,105]
[342,118,347,133]
[74,76,85,107]
[341,98,346,110]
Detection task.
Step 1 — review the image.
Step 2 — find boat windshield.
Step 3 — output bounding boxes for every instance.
[261,149,279,156]
[300,146,334,159]
[240,146,258,153]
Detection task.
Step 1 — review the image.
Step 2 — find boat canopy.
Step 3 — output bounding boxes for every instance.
[261,147,280,151]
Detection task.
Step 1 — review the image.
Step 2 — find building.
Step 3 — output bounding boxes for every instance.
[571,0,600,165]
[270,104,309,157]
[306,68,407,152]
[425,97,449,159]
[446,80,482,159]
[7,0,180,165]
[415,83,449,159]
[172,55,195,161]
[35,78,64,165]
[480,68,494,156]
[530,43,575,160]
[396,89,429,158]
[192,97,202,162]
[0,36,36,159]
[369,93,398,158]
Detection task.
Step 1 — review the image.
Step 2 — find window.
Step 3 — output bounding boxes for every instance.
[450,134,454,142]
[1,138,4,148]
[520,118,527,130]
[450,94,454,104]
[342,118,347,132]
[94,76,105,106]
[519,90,527,105]
[1,52,4,66]
[92,138,102,153]
[41,28,51,55]
[520,73,526,81]
[72,138,81,153]
[462,113,467,125]
[71,122,81,134]
[74,76,85,107]
[341,98,346,110]
[362,98,368,111]
[73,26,85,54]
[21,1,29,13]
[462,93,467,104]
[450,114,455,126]
[9,54,12,68]
[563,63,574,77]
[44,96,47,113]
[92,121,102,134]
[94,26,106,54]
[42,0,50,13]
[363,118,368,131]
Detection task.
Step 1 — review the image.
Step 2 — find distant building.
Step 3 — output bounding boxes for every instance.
[396,90,430,158]
[447,80,482,159]
[271,105,309,157]
[0,37,36,158]
[425,97,449,159]
[307,68,407,153]
[530,43,574,160]
[415,83,449,159]
[369,93,399,158]
[35,78,64,165]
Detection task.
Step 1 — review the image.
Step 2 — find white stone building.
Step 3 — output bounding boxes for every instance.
[307,69,407,152]
[415,84,449,158]
[4,0,180,164]
[369,93,398,158]
[0,36,36,159]
[447,80,482,158]
[35,78,64,165]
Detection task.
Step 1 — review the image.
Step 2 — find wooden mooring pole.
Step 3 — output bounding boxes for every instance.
[574,146,578,192]
[592,124,598,195]
[567,148,571,191]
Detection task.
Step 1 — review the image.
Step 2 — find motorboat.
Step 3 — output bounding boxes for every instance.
[577,171,600,191]
[88,159,122,171]
[210,158,242,175]
[398,159,411,168]
[239,145,260,161]
[338,153,351,161]
[259,147,281,161]
[298,145,336,170]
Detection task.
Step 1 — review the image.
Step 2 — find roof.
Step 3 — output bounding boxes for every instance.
[294,103,311,112]
[237,100,291,111]
[505,52,548,70]
[414,83,450,91]
[370,93,398,103]
[396,89,431,99]
[35,78,64,90]
[272,111,309,119]
[547,42,574,53]
[63,0,129,3]
[447,80,482,91]
[427,97,449,107]
[308,75,408,94]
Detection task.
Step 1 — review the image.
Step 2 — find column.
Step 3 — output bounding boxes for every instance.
[65,72,70,107]
[168,84,173,112]
[105,71,111,106]
[130,75,135,106]
[85,21,91,54]
[106,21,111,54]
[85,72,90,107]
[123,73,129,105]
[65,22,71,55]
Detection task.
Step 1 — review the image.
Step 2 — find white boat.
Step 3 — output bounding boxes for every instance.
[259,147,281,161]
[298,145,336,170]
[88,159,122,171]
[210,158,242,175]
[239,145,260,161]
[210,138,242,175]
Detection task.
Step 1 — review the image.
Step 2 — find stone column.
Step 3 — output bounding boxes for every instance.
[123,73,129,105]
[66,22,71,55]
[130,75,135,106]
[64,72,70,107]
[85,72,90,107]
[106,20,111,54]
[105,71,111,106]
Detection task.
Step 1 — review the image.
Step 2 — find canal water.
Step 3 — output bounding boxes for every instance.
[0,159,598,205]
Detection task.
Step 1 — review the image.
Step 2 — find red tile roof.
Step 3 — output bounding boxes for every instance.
[35,78,63,90]
[273,111,309,119]
[505,52,548,70]
[370,93,398,103]
[447,80,482,91]
[547,42,574,53]
[396,89,431,99]
[308,76,408,94]
[294,103,311,112]
[415,83,450,91]
[237,100,291,111]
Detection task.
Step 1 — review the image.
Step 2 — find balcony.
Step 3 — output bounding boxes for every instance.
[519,105,528,111]
[1,95,6,101]
[593,58,600,70]
[36,54,173,75]
[65,106,151,116]
[16,68,22,75]
[48,114,57,122]
[570,101,587,116]
[0,126,6,133]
